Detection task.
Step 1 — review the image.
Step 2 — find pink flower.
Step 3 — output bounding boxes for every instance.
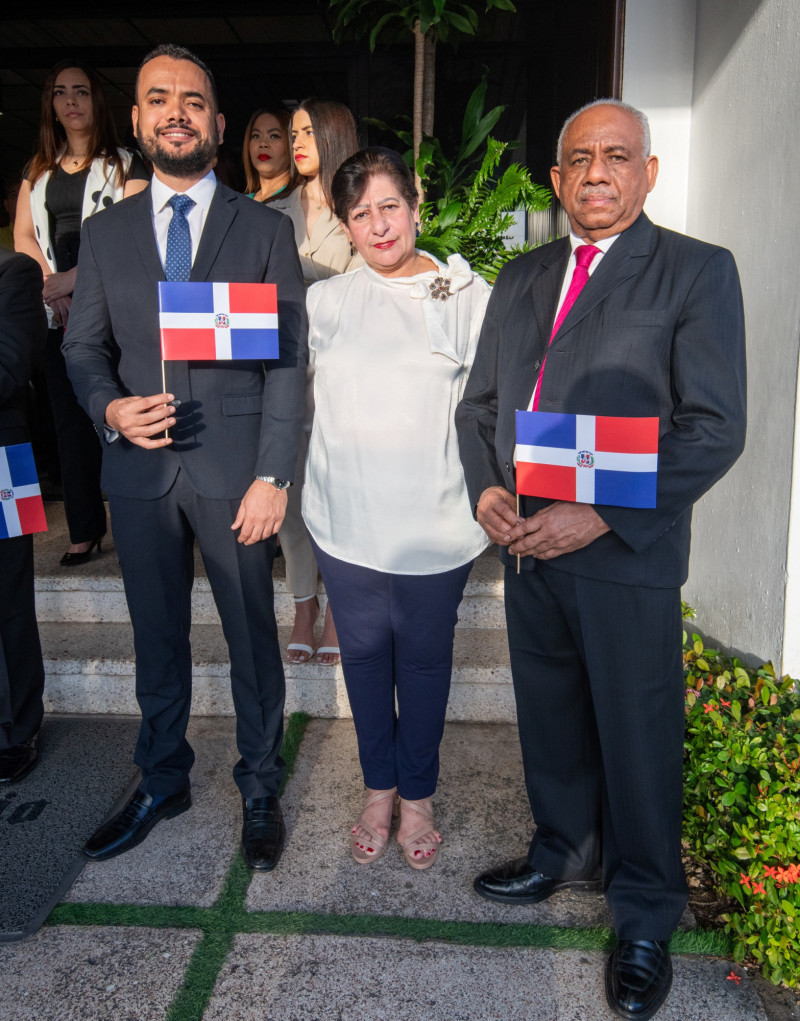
[726,971,741,985]
[703,702,717,714]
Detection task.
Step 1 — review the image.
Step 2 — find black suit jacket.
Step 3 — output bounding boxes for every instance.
[0,250,47,443]
[62,180,308,501]
[455,213,747,588]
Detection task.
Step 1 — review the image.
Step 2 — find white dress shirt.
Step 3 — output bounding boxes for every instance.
[150,170,217,268]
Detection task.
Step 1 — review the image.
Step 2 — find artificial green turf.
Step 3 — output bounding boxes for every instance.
[44,710,735,1020]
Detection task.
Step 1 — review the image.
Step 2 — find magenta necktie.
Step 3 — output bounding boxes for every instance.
[531,244,600,411]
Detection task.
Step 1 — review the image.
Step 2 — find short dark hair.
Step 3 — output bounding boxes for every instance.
[290,98,359,209]
[135,44,218,111]
[331,147,418,222]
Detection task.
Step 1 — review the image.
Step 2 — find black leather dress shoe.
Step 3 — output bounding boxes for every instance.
[241,795,285,871]
[605,939,673,1020]
[84,786,191,861]
[474,856,602,904]
[0,736,39,784]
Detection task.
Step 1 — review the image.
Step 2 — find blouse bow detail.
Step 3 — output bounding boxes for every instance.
[410,253,476,363]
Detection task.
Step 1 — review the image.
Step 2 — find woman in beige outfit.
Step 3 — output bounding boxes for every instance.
[271,99,361,665]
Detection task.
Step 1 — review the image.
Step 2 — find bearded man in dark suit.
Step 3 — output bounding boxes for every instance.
[456,100,746,1020]
[63,45,307,871]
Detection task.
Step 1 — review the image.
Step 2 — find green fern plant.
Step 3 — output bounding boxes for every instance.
[418,135,550,281]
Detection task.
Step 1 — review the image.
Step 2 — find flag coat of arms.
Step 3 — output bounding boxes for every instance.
[159,281,279,361]
[515,410,659,508]
[0,443,47,538]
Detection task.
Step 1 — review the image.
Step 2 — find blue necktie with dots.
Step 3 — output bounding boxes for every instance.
[165,194,195,281]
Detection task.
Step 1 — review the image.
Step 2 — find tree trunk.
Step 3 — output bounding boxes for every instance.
[412,19,425,202]
[412,22,437,205]
[422,29,436,139]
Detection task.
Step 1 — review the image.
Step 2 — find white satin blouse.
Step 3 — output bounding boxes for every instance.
[302,253,491,575]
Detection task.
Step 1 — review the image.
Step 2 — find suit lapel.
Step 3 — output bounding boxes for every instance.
[532,240,570,343]
[128,185,165,281]
[553,213,655,341]
[502,243,569,417]
[191,185,237,281]
[307,207,340,253]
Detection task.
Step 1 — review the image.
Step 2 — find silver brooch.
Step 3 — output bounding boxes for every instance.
[429,276,452,301]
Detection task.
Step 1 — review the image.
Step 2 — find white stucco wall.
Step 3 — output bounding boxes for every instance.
[622,0,800,670]
[683,0,800,670]
[621,0,696,233]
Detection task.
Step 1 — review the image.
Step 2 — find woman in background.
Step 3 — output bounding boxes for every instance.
[14,60,148,565]
[272,99,361,666]
[242,106,295,205]
[302,148,490,869]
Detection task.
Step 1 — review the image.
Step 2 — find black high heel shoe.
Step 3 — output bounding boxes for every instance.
[59,536,103,567]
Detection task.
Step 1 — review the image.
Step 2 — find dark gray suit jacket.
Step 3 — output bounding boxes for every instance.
[455,213,747,588]
[0,250,47,442]
[62,180,308,501]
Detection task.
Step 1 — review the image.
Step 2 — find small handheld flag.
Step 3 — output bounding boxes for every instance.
[159,282,279,361]
[515,410,659,508]
[0,443,47,538]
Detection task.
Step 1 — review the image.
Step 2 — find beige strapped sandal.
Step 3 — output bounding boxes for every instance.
[350,787,398,864]
[398,797,441,870]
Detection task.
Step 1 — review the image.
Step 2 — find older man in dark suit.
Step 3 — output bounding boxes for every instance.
[0,250,47,784]
[63,45,307,871]
[456,100,746,1019]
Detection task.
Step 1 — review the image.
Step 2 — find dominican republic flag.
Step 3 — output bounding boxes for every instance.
[515,410,659,508]
[0,443,47,538]
[158,281,279,361]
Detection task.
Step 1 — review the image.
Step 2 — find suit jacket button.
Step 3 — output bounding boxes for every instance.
[534,360,541,370]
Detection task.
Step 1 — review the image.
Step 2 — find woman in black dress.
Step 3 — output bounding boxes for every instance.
[15,60,149,564]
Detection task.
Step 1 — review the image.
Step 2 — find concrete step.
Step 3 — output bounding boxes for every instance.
[39,620,514,723]
[34,501,506,629]
[36,501,514,722]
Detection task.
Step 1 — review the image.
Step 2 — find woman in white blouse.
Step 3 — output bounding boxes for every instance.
[302,148,490,870]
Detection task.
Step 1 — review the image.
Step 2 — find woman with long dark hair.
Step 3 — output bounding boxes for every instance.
[271,99,361,666]
[14,60,148,564]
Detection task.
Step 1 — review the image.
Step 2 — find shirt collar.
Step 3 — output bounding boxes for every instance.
[569,231,618,255]
[151,169,217,215]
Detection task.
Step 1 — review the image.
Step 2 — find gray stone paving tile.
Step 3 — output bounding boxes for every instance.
[0,925,200,1021]
[203,935,767,1021]
[246,719,613,928]
[66,717,241,908]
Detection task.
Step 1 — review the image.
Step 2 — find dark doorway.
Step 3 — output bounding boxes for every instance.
[0,2,623,206]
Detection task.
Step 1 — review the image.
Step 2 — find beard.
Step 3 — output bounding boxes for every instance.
[137,126,219,177]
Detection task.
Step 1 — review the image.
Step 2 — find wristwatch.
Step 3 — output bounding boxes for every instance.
[256,475,292,490]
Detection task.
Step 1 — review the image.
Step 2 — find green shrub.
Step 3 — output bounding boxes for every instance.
[682,615,800,986]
